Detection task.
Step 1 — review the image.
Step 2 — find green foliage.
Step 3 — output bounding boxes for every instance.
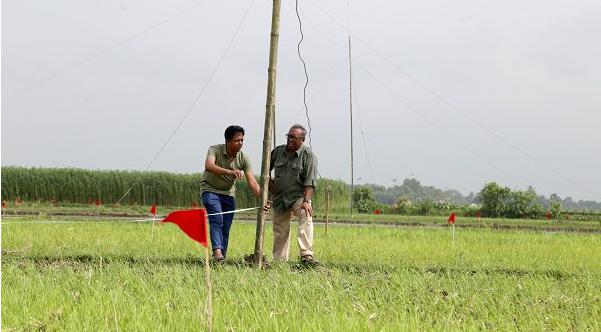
[477,182,544,219]
[550,201,562,219]
[371,178,476,205]
[395,196,412,214]
[353,186,377,213]
[478,182,512,218]
[0,167,351,210]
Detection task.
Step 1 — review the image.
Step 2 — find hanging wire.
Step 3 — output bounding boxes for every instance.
[116,0,256,205]
[307,0,598,198]
[295,0,313,147]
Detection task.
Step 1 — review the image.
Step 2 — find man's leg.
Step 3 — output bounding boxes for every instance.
[220,195,236,258]
[291,197,314,258]
[201,192,224,259]
[272,208,292,261]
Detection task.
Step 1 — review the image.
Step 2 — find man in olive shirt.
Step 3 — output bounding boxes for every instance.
[269,124,318,265]
[201,125,261,262]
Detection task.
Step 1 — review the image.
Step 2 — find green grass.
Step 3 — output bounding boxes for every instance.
[2,218,601,331]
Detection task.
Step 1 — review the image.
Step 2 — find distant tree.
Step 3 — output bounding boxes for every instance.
[506,188,544,219]
[395,196,412,214]
[477,182,512,218]
[550,201,562,219]
[416,199,434,216]
[353,186,377,213]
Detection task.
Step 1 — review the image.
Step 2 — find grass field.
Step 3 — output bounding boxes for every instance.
[2,216,601,331]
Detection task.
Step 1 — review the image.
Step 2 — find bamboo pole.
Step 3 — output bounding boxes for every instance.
[348,36,354,218]
[254,0,281,268]
[325,186,330,235]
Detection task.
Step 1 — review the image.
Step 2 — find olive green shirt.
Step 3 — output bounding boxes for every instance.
[270,144,317,212]
[200,144,251,197]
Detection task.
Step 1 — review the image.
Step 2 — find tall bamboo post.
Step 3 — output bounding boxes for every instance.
[254,0,281,268]
[325,186,330,235]
[348,36,354,217]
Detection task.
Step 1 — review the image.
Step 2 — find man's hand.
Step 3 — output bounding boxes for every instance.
[301,201,313,217]
[230,169,244,179]
[262,200,272,213]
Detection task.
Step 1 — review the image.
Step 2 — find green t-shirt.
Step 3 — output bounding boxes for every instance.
[200,144,251,197]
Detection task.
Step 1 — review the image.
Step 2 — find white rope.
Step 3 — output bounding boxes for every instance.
[1,220,143,225]
[1,207,263,225]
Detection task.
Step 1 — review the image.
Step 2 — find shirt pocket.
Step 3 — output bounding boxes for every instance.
[273,160,287,178]
[291,162,304,185]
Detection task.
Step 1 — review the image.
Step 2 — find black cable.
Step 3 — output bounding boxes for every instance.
[295,0,312,147]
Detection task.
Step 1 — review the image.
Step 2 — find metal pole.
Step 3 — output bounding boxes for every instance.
[348,36,354,217]
[254,0,281,268]
[325,186,330,235]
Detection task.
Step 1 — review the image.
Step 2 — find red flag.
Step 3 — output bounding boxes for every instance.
[476,210,481,220]
[448,212,456,224]
[545,211,551,220]
[162,209,208,248]
[374,209,381,215]
[150,204,157,216]
[1,200,6,209]
[95,199,101,206]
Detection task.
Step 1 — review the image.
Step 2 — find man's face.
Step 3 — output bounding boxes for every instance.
[226,132,244,154]
[286,128,304,151]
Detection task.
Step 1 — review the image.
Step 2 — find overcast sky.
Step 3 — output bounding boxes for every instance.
[2,0,600,201]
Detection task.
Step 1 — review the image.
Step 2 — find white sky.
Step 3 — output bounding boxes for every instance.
[2,0,600,201]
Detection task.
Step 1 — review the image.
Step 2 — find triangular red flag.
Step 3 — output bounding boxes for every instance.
[448,212,456,224]
[150,204,157,216]
[162,209,208,248]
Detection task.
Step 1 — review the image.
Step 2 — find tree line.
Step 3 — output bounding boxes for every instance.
[0,166,350,211]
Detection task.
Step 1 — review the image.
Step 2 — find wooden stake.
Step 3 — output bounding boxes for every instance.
[325,186,330,235]
[254,0,281,268]
[204,247,212,331]
[452,223,455,251]
[151,215,156,238]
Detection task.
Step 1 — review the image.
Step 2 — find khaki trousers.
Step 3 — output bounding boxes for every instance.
[272,197,313,261]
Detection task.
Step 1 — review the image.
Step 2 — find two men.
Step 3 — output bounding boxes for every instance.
[201,124,318,264]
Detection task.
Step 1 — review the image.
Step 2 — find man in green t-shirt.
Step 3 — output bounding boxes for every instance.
[201,125,261,262]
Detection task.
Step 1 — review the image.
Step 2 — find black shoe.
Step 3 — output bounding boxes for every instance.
[300,254,320,267]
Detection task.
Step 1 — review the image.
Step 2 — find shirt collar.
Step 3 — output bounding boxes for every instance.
[282,144,305,157]
[222,144,236,158]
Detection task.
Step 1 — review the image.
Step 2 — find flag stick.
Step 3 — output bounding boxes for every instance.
[325,186,330,236]
[151,214,156,238]
[452,223,455,251]
[204,247,213,331]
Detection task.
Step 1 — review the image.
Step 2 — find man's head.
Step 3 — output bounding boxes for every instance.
[224,125,245,155]
[286,124,306,152]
